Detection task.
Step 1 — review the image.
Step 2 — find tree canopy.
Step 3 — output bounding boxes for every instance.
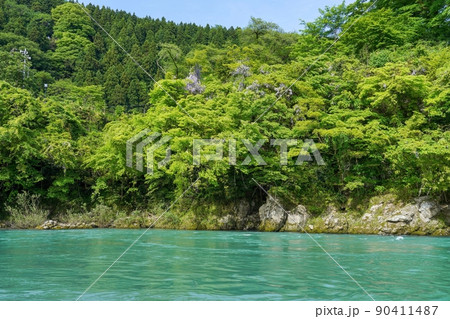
[0,0,448,218]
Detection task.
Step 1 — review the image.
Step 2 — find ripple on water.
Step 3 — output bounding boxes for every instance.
[0,229,448,300]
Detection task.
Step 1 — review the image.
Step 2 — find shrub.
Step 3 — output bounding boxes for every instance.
[88,204,123,227]
[6,192,49,229]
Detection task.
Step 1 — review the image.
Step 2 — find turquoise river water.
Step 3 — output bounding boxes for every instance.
[0,229,448,300]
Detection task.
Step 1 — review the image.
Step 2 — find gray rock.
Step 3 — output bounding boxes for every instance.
[364,196,448,235]
[368,203,383,214]
[382,203,396,215]
[236,200,251,218]
[442,205,450,226]
[40,220,58,230]
[282,205,310,232]
[242,214,260,231]
[386,203,417,224]
[217,199,260,231]
[417,200,440,222]
[361,213,373,222]
[218,215,236,230]
[387,214,413,223]
[258,197,287,231]
[322,205,348,232]
[234,199,253,229]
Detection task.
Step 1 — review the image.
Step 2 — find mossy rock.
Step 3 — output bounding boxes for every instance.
[259,221,282,232]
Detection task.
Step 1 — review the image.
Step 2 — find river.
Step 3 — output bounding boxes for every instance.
[0,229,448,300]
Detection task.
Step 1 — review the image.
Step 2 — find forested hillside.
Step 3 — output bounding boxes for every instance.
[0,0,449,227]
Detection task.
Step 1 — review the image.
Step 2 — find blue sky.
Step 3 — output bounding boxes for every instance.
[82,0,351,33]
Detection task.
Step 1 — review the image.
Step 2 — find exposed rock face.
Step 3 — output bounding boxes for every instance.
[218,199,260,231]
[235,199,253,229]
[36,220,98,230]
[258,197,288,231]
[28,195,448,236]
[443,205,450,225]
[218,198,311,232]
[218,215,236,231]
[281,205,310,232]
[382,198,440,225]
[323,205,349,233]
[258,198,312,232]
[221,195,448,236]
[357,196,448,236]
[417,199,440,222]
[39,220,58,230]
[285,196,449,236]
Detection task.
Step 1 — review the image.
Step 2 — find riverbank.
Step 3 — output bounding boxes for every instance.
[1,194,449,236]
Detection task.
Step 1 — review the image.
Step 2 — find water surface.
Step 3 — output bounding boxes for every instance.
[0,229,448,300]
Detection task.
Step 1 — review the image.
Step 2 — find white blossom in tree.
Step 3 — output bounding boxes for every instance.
[232,64,251,77]
[246,81,265,97]
[185,65,205,95]
[275,83,293,99]
[232,63,251,91]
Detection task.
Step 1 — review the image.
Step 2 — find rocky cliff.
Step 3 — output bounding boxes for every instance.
[218,195,449,236]
[11,194,449,236]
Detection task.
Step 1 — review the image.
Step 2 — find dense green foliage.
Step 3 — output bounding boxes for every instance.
[0,0,449,219]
